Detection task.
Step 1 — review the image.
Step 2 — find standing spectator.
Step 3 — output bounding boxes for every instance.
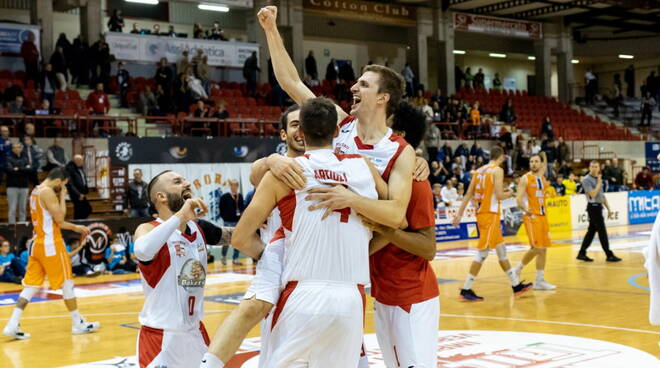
[431,88,447,108]
[88,39,101,87]
[173,73,190,113]
[6,143,30,224]
[464,67,473,88]
[185,69,208,100]
[424,123,441,162]
[166,25,177,37]
[625,64,635,98]
[641,92,656,127]
[469,102,481,137]
[499,99,517,125]
[0,239,25,284]
[243,51,260,96]
[609,77,623,117]
[208,21,227,41]
[116,62,130,108]
[197,56,211,93]
[635,167,654,190]
[473,68,485,89]
[50,46,68,90]
[107,9,124,32]
[0,126,11,185]
[585,69,597,104]
[44,137,68,171]
[155,57,173,94]
[20,33,39,85]
[305,50,318,80]
[338,60,355,83]
[176,50,190,75]
[557,137,570,163]
[541,116,554,139]
[325,58,338,82]
[98,39,112,91]
[21,136,41,186]
[154,85,170,115]
[193,23,205,39]
[192,49,204,75]
[138,85,158,116]
[492,72,502,90]
[66,154,91,219]
[441,180,459,207]
[87,82,110,115]
[126,168,149,218]
[454,65,464,92]
[39,64,58,105]
[401,63,414,97]
[219,180,244,265]
[70,37,85,87]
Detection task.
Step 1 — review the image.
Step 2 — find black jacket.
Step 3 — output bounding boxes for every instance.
[219,192,244,223]
[305,55,318,79]
[6,152,30,188]
[126,179,149,209]
[50,51,67,75]
[65,161,89,201]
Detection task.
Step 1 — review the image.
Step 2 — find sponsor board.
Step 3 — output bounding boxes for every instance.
[454,13,543,39]
[0,22,40,55]
[435,204,478,242]
[570,192,628,230]
[628,190,660,225]
[645,142,660,173]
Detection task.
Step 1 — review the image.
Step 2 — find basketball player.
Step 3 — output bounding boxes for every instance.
[513,152,556,290]
[452,147,532,301]
[3,168,99,340]
[132,171,246,368]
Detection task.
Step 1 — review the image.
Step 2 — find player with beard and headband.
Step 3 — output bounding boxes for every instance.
[4,167,97,340]
[133,171,256,368]
[200,105,303,368]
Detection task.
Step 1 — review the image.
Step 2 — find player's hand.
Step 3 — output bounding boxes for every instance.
[73,224,90,237]
[306,185,357,219]
[358,214,392,235]
[176,198,208,223]
[607,209,613,219]
[257,6,278,31]
[414,157,430,182]
[268,154,306,190]
[451,214,462,227]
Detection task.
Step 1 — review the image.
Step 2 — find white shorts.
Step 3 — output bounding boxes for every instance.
[374,296,440,368]
[136,323,210,368]
[262,280,366,368]
[244,238,285,306]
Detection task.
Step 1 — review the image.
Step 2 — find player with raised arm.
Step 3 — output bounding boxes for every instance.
[452,147,532,301]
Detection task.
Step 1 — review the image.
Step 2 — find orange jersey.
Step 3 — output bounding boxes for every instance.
[30,184,65,255]
[473,163,500,214]
[470,109,480,126]
[522,172,548,216]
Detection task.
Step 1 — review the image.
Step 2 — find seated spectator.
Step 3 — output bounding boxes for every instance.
[439,142,453,162]
[432,183,442,210]
[552,175,566,196]
[456,182,465,200]
[66,238,99,277]
[451,156,464,173]
[192,100,209,118]
[411,89,428,108]
[154,85,170,115]
[492,73,502,90]
[34,99,59,115]
[431,102,443,122]
[44,137,68,171]
[0,239,24,284]
[8,96,25,115]
[635,167,654,190]
[441,180,459,207]
[541,116,554,139]
[152,24,161,36]
[105,240,137,274]
[193,23,205,39]
[470,142,484,159]
[428,161,443,185]
[166,25,177,37]
[465,155,477,172]
[213,100,229,119]
[562,173,578,195]
[499,98,516,125]
[138,86,159,116]
[22,136,42,186]
[185,69,208,100]
[454,142,469,160]
[558,160,572,177]
[107,9,124,32]
[208,21,228,41]
[130,23,140,34]
[155,57,174,93]
[431,88,447,109]
[530,138,541,155]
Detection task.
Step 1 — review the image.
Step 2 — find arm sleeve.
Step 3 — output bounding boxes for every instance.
[196,219,223,245]
[134,216,180,262]
[582,178,595,194]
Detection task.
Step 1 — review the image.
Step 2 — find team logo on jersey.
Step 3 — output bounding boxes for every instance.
[115,142,133,161]
[173,241,187,257]
[178,259,206,291]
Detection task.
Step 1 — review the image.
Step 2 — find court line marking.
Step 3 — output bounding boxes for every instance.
[0,309,233,321]
[628,272,651,291]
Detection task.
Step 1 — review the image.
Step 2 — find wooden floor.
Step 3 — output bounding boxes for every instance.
[1,223,658,367]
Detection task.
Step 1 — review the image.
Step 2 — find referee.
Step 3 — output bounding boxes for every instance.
[577,161,622,262]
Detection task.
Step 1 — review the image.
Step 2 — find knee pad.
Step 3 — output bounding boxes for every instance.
[62,279,76,299]
[473,249,489,263]
[495,244,508,261]
[19,286,40,302]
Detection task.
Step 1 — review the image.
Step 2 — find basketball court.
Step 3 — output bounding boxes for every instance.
[1,223,657,367]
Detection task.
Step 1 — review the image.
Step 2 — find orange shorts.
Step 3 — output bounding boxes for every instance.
[23,241,72,290]
[523,214,551,248]
[476,212,503,250]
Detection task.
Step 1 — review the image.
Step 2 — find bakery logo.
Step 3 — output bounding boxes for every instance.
[115,142,133,161]
[178,259,206,291]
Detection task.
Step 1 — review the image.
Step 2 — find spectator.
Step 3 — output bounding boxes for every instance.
[439,142,453,162]
[557,137,570,163]
[492,72,502,90]
[193,23,205,39]
[243,51,260,96]
[0,126,10,185]
[305,50,318,80]
[625,64,635,98]
[552,175,566,196]
[454,142,469,160]
[208,21,227,41]
[166,25,177,37]
[6,142,30,223]
[20,32,39,84]
[641,92,656,127]
[431,88,447,109]
[185,69,208,100]
[70,37,86,87]
[603,158,622,192]
[197,56,211,93]
[563,173,578,195]
[138,85,159,116]
[105,241,137,274]
[152,24,161,36]
[107,9,124,32]
[66,238,98,277]
[585,69,597,104]
[87,82,110,115]
[130,23,140,34]
[66,154,91,219]
[432,183,442,210]
[155,57,174,94]
[192,100,209,118]
[125,168,148,218]
[192,49,204,75]
[173,73,190,113]
[499,98,517,125]
[88,39,101,87]
[441,180,459,207]
[176,50,190,75]
[20,123,36,144]
[7,95,25,128]
[456,181,465,199]
[50,46,68,90]
[464,67,473,88]
[465,154,477,172]
[117,62,130,108]
[39,64,58,105]
[541,116,554,139]
[635,167,654,190]
[325,58,339,82]
[608,77,623,117]
[219,180,244,265]
[0,240,24,284]
[558,160,572,177]
[530,138,541,155]
[154,85,170,115]
[424,123,441,162]
[410,89,428,108]
[401,63,414,97]
[474,68,485,89]
[21,136,41,186]
[44,137,68,171]
[469,102,481,137]
[428,161,443,185]
[34,98,58,115]
[454,65,464,91]
[97,38,112,91]
[338,60,355,83]
[470,142,485,159]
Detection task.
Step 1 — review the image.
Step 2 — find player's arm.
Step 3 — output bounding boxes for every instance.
[516,175,531,216]
[258,6,348,122]
[40,188,89,236]
[452,172,477,226]
[493,167,513,200]
[196,219,233,247]
[365,157,388,200]
[249,157,269,187]
[69,242,84,256]
[251,154,306,190]
[232,172,288,259]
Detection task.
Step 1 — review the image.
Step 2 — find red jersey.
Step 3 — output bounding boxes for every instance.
[370,180,439,308]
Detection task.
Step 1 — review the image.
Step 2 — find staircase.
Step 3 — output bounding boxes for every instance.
[582,97,659,139]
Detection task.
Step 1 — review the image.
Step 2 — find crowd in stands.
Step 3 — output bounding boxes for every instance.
[108,9,230,41]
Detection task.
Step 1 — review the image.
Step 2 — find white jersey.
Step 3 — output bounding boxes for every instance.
[260,207,281,245]
[138,218,208,331]
[278,149,377,285]
[333,116,408,181]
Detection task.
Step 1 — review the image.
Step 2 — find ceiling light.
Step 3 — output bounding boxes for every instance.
[528,56,536,60]
[453,50,466,54]
[618,54,634,59]
[489,53,506,58]
[571,59,579,64]
[198,3,229,12]
[125,0,159,4]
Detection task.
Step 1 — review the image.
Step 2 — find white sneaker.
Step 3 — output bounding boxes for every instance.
[3,324,31,340]
[514,266,522,280]
[72,319,101,335]
[534,280,557,290]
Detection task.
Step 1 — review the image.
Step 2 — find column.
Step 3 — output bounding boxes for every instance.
[80,0,102,45]
[433,5,455,96]
[534,38,552,97]
[556,26,574,103]
[30,0,54,62]
[415,7,433,90]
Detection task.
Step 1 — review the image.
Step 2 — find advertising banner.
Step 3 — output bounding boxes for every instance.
[105,32,259,68]
[0,23,40,55]
[645,142,660,173]
[628,190,660,225]
[435,204,478,242]
[453,13,542,40]
[303,0,416,26]
[570,192,628,230]
[109,137,285,165]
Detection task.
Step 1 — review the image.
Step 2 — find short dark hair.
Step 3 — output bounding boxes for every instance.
[363,65,405,117]
[299,97,337,147]
[391,102,427,149]
[490,146,504,160]
[279,104,300,131]
[589,160,599,166]
[147,170,172,205]
[47,167,69,180]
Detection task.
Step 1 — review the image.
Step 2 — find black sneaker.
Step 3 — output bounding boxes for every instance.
[460,289,484,302]
[576,253,594,262]
[512,282,533,296]
[606,254,622,262]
